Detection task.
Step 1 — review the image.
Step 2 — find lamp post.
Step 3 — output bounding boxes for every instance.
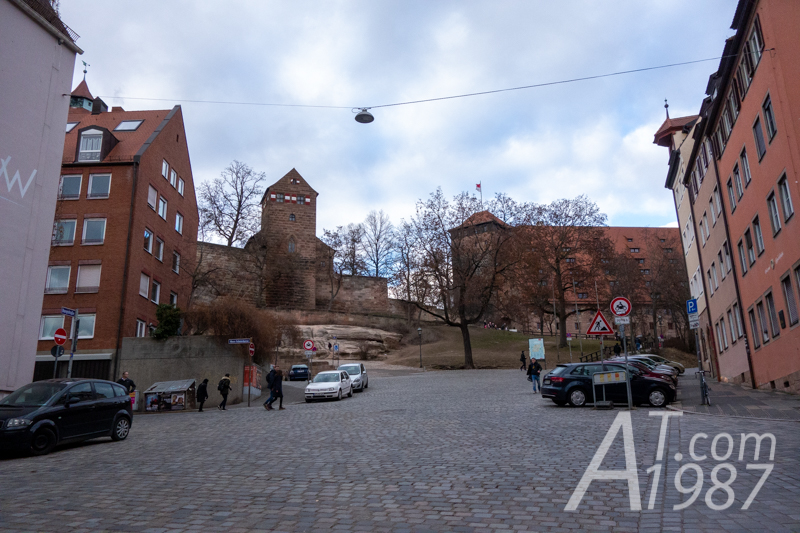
[417,327,422,368]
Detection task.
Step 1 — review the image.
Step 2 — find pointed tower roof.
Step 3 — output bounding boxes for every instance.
[71,80,94,100]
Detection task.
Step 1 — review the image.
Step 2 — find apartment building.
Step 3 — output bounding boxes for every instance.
[35,82,198,381]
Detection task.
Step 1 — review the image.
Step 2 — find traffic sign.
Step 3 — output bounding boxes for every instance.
[50,345,64,358]
[566,333,572,342]
[689,318,700,330]
[614,316,630,324]
[53,328,68,345]
[586,311,615,335]
[61,307,76,317]
[686,298,698,315]
[228,338,250,344]
[610,297,632,317]
[334,344,339,353]
[248,343,255,357]
[303,339,314,350]
[305,350,313,358]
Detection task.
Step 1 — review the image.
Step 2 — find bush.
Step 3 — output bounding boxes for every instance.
[153,304,182,340]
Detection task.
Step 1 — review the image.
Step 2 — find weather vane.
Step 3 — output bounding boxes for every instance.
[82,60,90,81]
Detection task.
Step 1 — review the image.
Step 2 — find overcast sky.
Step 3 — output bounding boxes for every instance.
[60,0,737,235]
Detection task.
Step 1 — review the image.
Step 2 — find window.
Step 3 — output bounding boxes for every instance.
[713,187,722,215]
[715,323,723,352]
[53,219,76,245]
[162,160,169,179]
[169,292,178,306]
[711,263,719,289]
[174,213,183,234]
[766,292,780,337]
[707,270,714,296]
[627,238,633,242]
[720,318,729,349]
[718,252,726,280]
[778,175,794,221]
[740,149,752,186]
[75,314,96,339]
[95,382,115,400]
[289,214,295,222]
[139,273,150,298]
[744,229,755,265]
[298,194,306,204]
[723,242,733,273]
[763,95,777,140]
[641,269,650,275]
[753,217,765,254]
[45,265,70,294]
[753,117,767,159]
[151,280,160,304]
[767,193,782,235]
[782,277,799,326]
[59,175,81,200]
[78,130,102,161]
[66,122,78,133]
[39,315,64,340]
[747,16,764,66]
[709,201,716,226]
[276,193,284,203]
[158,197,168,219]
[577,293,588,299]
[749,309,760,348]
[288,238,295,253]
[737,240,748,274]
[733,303,744,338]
[82,218,106,245]
[170,169,177,188]
[155,238,164,261]
[136,320,147,338]
[756,301,770,344]
[87,174,111,199]
[114,120,143,131]
[727,311,736,344]
[172,251,180,274]
[637,258,645,264]
[147,185,158,210]
[702,213,710,242]
[144,229,153,253]
[727,179,737,212]
[733,165,744,199]
[75,264,101,293]
[564,257,575,263]
[630,248,639,253]
[177,178,184,196]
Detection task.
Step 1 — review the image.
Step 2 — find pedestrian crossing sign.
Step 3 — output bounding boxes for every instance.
[586,310,614,335]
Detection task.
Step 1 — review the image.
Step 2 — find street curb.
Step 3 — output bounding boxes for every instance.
[666,404,800,423]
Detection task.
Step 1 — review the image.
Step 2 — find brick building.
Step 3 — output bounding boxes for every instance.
[35,82,199,381]
[660,0,800,392]
[195,169,389,315]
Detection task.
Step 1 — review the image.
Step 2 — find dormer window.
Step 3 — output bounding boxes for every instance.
[114,120,143,131]
[78,129,103,161]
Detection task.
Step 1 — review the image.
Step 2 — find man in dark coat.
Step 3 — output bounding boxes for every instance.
[519,351,527,370]
[117,372,136,393]
[528,359,542,393]
[265,366,284,411]
[263,367,277,410]
[196,379,209,412]
[613,343,622,356]
[218,374,232,410]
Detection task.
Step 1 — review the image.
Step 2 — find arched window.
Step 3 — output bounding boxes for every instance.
[288,238,296,253]
[289,214,295,221]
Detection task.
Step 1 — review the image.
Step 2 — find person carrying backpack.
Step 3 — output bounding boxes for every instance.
[217,374,232,410]
[263,367,276,410]
[528,359,542,393]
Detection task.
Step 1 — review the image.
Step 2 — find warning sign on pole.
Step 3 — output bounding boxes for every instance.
[586,310,615,335]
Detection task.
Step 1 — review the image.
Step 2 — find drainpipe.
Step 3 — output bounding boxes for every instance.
[113,159,139,380]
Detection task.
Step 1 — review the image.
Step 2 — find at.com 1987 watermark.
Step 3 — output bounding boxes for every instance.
[566,411,775,511]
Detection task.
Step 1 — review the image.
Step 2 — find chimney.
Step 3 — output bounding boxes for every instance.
[91,97,108,115]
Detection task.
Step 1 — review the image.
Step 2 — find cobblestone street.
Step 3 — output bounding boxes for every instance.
[1,370,799,532]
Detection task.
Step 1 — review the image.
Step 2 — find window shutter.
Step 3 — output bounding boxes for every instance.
[139,273,150,297]
[77,265,102,290]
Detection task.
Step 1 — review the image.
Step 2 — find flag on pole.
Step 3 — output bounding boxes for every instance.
[476,183,481,192]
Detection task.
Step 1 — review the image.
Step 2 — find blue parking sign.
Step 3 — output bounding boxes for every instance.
[686,299,698,315]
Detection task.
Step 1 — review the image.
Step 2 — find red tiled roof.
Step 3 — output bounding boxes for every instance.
[64,108,174,162]
[653,115,699,147]
[604,226,681,254]
[71,80,93,100]
[456,210,508,229]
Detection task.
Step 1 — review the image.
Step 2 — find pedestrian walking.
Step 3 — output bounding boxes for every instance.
[265,366,284,411]
[519,350,527,370]
[197,379,209,412]
[263,366,277,410]
[529,359,542,393]
[613,342,622,356]
[217,373,232,410]
[116,371,136,393]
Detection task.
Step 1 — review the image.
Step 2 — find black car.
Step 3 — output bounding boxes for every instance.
[541,362,676,408]
[0,379,133,456]
[287,364,310,381]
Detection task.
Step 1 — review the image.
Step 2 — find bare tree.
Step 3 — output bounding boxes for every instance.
[405,188,521,368]
[199,160,265,247]
[362,210,394,278]
[319,230,344,312]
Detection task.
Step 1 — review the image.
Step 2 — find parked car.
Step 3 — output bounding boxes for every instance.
[338,363,369,392]
[0,379,133,456]
[541,362,676,408]
[287,364,310,381]
[636,354,685,374]
[305,371,353,402]
[611,356,679,385]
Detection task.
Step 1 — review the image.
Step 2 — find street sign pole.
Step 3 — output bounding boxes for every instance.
[621,323,633,410]
[67,309,79,379]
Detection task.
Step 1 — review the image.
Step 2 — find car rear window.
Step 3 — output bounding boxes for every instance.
[112,384,128,397]
[95,382,115,399]
[549,365,569,376]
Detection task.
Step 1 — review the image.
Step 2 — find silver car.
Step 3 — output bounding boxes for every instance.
[338,363,369,392]
[304,371,353,402]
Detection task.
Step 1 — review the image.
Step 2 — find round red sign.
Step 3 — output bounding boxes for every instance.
[249,342,255,357]
[54,328,68,346]
[303,340,314,350]
[610,297,632,317]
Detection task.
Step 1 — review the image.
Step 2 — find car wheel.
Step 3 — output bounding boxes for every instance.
[347,387,353,398]
[30,428,57,456]
[648,388,668,408]
[568,388,587,407]
[364,381,368,389]
[337,389,342,401]
[305,398,311,403]
[111,416,131,441]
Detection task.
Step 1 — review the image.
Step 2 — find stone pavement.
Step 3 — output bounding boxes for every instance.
[671,367,800,421]
[1,369,799,532]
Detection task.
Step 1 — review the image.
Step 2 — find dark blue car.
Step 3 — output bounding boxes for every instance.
[287,364,310,381]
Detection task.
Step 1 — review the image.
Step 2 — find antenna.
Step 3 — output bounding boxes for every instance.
[82,60,90,81]
[664,98,669,119]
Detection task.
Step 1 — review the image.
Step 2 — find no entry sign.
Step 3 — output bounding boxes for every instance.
[53,328,68,346]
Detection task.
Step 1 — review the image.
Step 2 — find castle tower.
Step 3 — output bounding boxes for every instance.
[258,169,319,309]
